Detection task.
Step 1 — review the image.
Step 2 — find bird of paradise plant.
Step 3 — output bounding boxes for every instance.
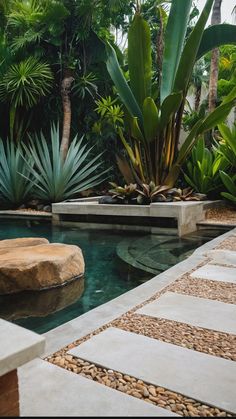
[104,0,236,187]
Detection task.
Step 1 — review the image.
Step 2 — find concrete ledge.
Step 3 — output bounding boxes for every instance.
[52,199,222,236]
[0,319,45,376]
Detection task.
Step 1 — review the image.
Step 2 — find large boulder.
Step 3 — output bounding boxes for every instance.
[0,238,49,253]
[0,242,85,294]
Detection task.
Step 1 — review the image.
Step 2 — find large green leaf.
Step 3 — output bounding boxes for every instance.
[143,97,159,143]
[160,0,191,104]
[105,42,143,126]
[128,13,152,108]
[159,92,182,131]
[197,24,236,60]
[196,95,236,135]
[174,0,214,94]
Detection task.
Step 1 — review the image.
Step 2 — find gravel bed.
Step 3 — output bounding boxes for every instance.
[112,314,236,361]
[215,236,236,251]
[46,352,233,417]
[206,208,236,225]
[169,276,236,305]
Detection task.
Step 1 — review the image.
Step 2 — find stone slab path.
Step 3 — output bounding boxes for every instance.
[19,359,175,417]
[69,327,236,413]
[137,292,236,334]
[207,249,236,267]
[190,264,236,284]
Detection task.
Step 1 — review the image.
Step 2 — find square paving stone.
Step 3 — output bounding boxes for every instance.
[19,359,176,417]
[69,327,236,414]
[137,292,236,334]
[190,264,236,284]
[207,250,236,267]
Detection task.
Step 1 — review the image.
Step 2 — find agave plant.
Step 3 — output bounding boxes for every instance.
[104,0,236,187]
[0,139,33,207]
[21,124,108,203]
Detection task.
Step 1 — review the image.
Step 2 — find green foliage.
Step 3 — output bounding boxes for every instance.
[184,137,228,195]
[21,124,109,203]
[0,57,53,109]
[136,182,170,204]
[216,123,236,168]
[95,96,124,128]
[220,171,236,204]
[0,139,33,207]
[109,182,137,203]
[104,0,236,188]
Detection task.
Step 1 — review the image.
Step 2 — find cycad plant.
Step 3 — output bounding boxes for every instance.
[104,0,236,187]
[22,124,108,203]
[0,139,33,208]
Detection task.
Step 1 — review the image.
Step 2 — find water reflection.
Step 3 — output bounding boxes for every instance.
[0,276,84,321]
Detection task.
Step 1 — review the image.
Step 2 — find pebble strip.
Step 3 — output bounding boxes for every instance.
[46,255,236,417]
[112,314,236,361]
[46,352,233,417]
[216,236,236,251]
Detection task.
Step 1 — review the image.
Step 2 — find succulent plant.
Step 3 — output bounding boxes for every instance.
[135,182,171,204]
[108,182,137,204]
[167,187,207,201]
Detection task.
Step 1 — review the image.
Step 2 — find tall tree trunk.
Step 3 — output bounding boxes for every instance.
[195,85,202,111]
[60,70,74,161]
[208,0,222,113]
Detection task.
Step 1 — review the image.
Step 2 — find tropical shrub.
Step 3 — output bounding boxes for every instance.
[0,139,33,208]
[103,0,236,187]
[22,124,108,203]
[216,123,236,169]
[220,172,236,204]
[183,137,228,196]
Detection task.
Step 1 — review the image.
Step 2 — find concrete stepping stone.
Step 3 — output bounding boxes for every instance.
[190,264,236,284]
[69,327,236,413]
[137,292,236,335]
[19,359,175,417]
[207,250,236,267]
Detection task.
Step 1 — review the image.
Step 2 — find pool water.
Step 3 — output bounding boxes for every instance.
[0,219,227,334]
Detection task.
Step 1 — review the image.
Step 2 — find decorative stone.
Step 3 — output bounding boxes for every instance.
[0,242,84,294]
[0,237,49,252]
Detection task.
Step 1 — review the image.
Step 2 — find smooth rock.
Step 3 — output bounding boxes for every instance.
[0,237,49,252]
[0,243,84,294]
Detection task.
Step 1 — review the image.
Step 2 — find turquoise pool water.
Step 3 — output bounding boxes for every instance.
[0,219,227,334]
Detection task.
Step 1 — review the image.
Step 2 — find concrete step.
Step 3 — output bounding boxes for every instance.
[191,264,236,284]
[137,292,236,334]
[19,359,175,417]
[69,327,236,414]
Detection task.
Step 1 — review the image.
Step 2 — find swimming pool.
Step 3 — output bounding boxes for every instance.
[0,219,227,334]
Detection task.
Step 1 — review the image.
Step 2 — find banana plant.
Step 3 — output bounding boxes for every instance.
[104,0,236,187]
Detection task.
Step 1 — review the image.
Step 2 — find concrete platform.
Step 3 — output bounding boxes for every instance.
[69,327,236,413]
[19,359,176,417]
[52,199,220,237]
[137,292,236,334]
[191,264,236,284]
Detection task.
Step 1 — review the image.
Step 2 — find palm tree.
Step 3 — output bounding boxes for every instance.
[208,0,223,112]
